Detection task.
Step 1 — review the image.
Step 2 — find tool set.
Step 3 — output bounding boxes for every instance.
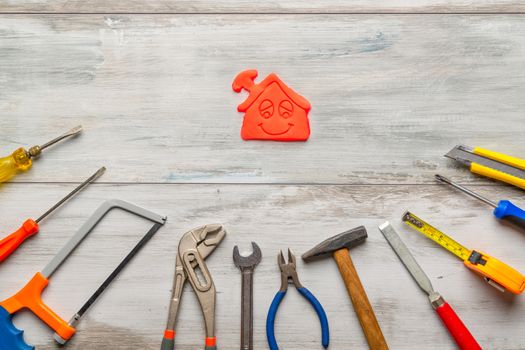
[445,144,525,190]
[266,249,329,350]
[1,124,523,349]
[0,199,166,349]
[436,174,525,229]
[0,126,82,183]
[403,211,525,294]
[0,167,105,263]
[379,222,481,350]
[233,242,262,350]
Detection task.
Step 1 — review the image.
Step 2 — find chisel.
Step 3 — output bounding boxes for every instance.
[379,222,481,350]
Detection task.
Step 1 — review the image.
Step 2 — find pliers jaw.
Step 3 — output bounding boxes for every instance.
[278,249,304,292]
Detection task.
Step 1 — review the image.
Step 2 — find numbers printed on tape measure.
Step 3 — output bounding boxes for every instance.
[402,212,470,261]
[402,211,525,294]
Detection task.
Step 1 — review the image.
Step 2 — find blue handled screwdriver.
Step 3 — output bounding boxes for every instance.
[435,174,525,229]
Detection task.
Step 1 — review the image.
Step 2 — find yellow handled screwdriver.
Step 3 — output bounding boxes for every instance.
[0,126,82,183]
[0,167,105,263]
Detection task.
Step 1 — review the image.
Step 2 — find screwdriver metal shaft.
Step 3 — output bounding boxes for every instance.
[0,167,105,263]
[36,167,105,223]
[435,174,497,207]
[435,174,525,230]
[38,126,83,153]
[0,126,83,183]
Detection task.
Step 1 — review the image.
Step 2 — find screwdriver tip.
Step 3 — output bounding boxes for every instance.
[67,125,83,136]
[94,166,106,179]
[434,174,450,183]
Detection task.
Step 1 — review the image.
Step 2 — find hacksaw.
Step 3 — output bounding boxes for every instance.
[0,199,167,350]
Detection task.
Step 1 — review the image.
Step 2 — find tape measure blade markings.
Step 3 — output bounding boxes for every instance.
[402,211,525,294]
[402,212,470,261]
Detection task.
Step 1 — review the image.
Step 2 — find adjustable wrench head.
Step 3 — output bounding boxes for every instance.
[233,242,262,269]
[178,224,226,260]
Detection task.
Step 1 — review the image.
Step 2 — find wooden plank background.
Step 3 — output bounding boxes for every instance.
[1,2,524,350]
[1,1,525,13]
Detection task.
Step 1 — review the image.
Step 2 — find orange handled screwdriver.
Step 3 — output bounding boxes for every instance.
[0,126,82,183]
[0,166,105,263]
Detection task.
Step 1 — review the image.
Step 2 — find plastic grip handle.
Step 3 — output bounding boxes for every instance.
[0,306,33,350]
[470,163,525,190]
[435,302,481,350]
[266,291,286,350]
[494,200,525,221]
[0,219,39,263]
[297,287,329,348]
[0,148,32,183]
[0,272,76,341]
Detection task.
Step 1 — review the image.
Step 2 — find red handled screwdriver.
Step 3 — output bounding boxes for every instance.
[0,167,105,263]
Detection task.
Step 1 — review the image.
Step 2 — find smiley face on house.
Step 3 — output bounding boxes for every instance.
[233,70,311,141]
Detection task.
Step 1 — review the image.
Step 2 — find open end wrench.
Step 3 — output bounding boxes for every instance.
[233,242,262,350]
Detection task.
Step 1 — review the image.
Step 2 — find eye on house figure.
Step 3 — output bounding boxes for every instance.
[232,69,311,141]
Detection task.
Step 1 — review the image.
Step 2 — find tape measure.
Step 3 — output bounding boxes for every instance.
[402,211,525,295]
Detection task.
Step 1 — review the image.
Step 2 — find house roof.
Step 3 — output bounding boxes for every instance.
[237,73,311,112]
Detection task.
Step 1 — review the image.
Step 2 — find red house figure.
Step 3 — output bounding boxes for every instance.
[232,70,311,141]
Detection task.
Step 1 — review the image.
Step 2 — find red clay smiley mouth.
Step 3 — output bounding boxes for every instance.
[258,123,294,136]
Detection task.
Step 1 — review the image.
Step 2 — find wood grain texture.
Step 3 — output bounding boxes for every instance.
[0,183,524,349]
[1,1,525,14]
[0,15,525,184]
[333,249,388,349]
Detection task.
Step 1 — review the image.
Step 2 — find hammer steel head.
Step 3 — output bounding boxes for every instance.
[233,242,262,268]
[302,226,368,262]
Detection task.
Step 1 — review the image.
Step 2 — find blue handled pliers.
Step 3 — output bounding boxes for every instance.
[266,249,330,350]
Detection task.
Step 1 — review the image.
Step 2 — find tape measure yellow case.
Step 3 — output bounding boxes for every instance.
[403,211,525,294]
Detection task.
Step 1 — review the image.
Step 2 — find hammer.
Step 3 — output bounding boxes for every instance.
[302,226,388,349]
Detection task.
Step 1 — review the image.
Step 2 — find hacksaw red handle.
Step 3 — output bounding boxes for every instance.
[435,302,482,350]
[0,219,39,263]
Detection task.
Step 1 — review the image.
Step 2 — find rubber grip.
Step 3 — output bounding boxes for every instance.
[266,290,286,350]
[160,337,174,350]
[205,336,216,350]
[435,302,481,350]
[0,306,33,350]
[0,219,39,263]
[297,287,330,348]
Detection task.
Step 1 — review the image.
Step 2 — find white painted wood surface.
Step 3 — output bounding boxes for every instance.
[1,9,525,350]
[1,15,525,184]
[1,1,525,13]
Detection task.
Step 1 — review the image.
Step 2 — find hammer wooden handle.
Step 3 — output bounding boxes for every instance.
[333,249,388,350]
